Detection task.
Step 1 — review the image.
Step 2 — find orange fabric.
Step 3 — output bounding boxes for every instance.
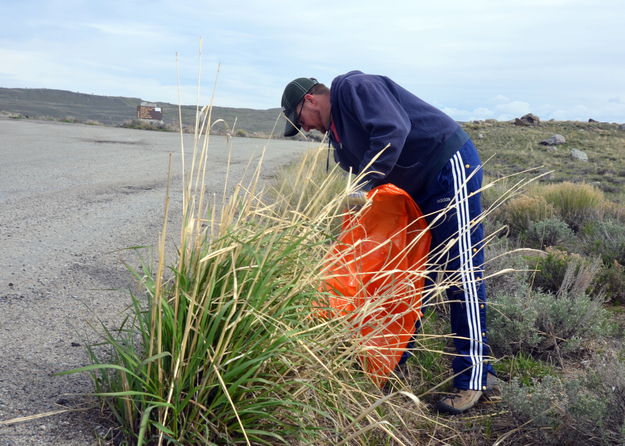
[319,184,431,388]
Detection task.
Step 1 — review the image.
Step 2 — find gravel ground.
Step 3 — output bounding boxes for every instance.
[0,118,313,445]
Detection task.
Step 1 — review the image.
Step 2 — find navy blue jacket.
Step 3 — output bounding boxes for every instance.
[329,71,469,196]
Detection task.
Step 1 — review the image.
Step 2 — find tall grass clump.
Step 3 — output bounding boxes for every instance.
[63,100,443,445]
[539,181,605,230]
[497,194,555,237]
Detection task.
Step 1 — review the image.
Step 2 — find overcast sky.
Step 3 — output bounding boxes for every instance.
[1,0,624,122]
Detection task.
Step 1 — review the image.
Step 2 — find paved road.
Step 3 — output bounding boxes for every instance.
[0,119,313,445]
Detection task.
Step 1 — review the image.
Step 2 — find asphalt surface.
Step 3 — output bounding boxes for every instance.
[0,118,313,445]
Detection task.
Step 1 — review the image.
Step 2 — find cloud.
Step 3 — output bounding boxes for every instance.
[441,107,494,122]
[492,95,511,103]
[84,22,172,41]
[494,101,532,120]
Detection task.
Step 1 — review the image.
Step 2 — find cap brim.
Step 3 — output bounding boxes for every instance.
[283,109,301,137]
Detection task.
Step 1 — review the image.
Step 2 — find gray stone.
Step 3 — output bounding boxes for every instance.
[539,134,566,146]
[514,113,540,126]
[571,148,588,161]
[478,133,484,139]
[619,124,625,131]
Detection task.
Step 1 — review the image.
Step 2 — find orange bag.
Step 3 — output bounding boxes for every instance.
[319,184,431,387]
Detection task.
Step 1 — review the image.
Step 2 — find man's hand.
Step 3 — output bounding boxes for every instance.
[343,191,368,210]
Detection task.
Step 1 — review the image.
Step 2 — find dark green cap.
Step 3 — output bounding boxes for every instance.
[281,77,318,137]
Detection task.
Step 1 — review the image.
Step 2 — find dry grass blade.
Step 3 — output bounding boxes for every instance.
[0,407,90,426]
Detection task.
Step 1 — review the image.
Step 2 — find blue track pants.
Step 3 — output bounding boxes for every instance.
[408,139,495,390]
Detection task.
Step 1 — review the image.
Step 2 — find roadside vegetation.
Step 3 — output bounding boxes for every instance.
[65,116,625,445]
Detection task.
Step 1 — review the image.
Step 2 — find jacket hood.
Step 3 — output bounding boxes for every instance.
[331,70,364,97]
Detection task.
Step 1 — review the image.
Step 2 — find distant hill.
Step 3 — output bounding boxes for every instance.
[0,87,285,136]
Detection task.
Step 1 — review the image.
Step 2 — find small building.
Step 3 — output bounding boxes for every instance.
[136,102,163,121]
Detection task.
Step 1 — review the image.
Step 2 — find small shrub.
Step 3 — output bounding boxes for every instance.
[60,116,80,123]
[528,248,570,294]
[529,248,599,296]
[555,253,602,299]
[488,282,610,358]
[595,260,625,304]
[539,182,605,230]
[498,195,555,237]
[503,375,566,443]
[582,218,625,266]
[524,216,575,249]
[120,119,174,132]
[503,355,625,445]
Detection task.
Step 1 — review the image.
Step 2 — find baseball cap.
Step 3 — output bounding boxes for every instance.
[281,77,318,137]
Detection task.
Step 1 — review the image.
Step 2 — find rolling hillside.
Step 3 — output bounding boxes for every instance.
[0,87,285,136]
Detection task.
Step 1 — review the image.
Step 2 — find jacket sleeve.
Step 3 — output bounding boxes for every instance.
[340,78,411,186]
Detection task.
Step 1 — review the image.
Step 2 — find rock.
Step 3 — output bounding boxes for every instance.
[539,134,566,146]
[514,113,540,126]
[588,118,598,123]
[571,149,588,161]
[478,133,484,139]
[619,124,625,131]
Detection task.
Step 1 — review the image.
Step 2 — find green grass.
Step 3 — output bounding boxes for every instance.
[493,353,556,386]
